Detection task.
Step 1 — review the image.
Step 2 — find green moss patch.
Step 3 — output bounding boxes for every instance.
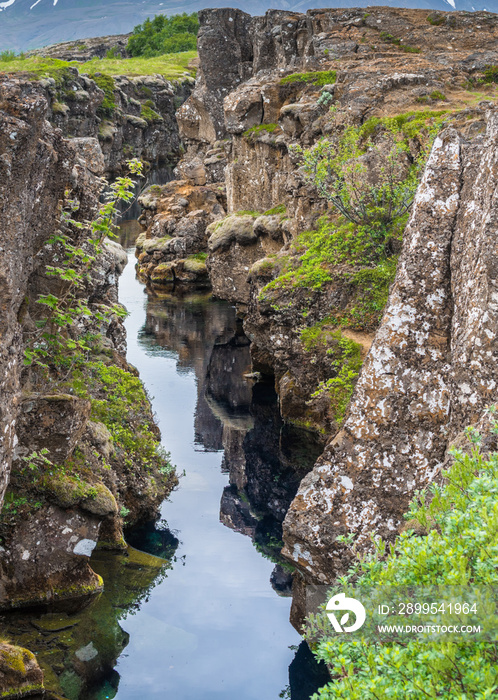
[302,328,363,424]
[279,70,337,87]
[140,100,163,123]
[243,123,281,138]
[87,362,173,477]
[88,72,116,118]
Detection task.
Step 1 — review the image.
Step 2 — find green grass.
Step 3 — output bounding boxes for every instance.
[264,204,287,216]
[80,51,197,79]
[0,51,197,81]
[279,70,337,87]
[243,123,281,138]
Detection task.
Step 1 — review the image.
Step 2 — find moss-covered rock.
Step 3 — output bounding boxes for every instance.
[207,214,257,252]
[0,643,44,699]
[150,262,175,283]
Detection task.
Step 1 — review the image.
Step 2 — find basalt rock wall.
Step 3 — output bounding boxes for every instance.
[35,66,192,176]
[0,75,175,611]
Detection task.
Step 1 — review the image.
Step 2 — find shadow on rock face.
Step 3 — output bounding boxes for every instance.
[0,545,174,700]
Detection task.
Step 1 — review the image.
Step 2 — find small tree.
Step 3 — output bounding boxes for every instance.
[24,159,143,372]
[292,125,423,255]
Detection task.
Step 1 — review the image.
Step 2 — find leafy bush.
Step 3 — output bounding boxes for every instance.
[127,13,199,58]
[482,65,498,84]
[307,422,498,699]
[0,50,17,62]
[292,111,447,247]
[24,160,142,371]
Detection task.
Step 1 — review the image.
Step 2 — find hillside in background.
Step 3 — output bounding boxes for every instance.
[1,0,498,52]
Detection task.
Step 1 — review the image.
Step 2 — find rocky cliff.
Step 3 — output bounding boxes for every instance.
[136,5,498,586]
[0,74,177,617]
[33,65,192,176]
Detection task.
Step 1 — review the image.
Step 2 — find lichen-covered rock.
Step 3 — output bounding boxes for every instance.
[207,214,257,252]
[0,504,103,609]
[135,179,226,285]
[15,395,91,464]
[206,213,284,305]
[0,643,44,699]
[283,114,498,582]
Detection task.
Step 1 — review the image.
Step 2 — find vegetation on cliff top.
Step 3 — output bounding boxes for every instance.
[127,13,199,57]
[0,52,196,80]
[307,420,498,698]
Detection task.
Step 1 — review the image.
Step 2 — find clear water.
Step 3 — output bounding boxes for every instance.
[111,233,316,700]
[0,225,328,700]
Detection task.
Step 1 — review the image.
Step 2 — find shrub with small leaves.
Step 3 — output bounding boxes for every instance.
[307,419,498,699]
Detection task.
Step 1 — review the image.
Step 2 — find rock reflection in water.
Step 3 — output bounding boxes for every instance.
[202,317,325,596]
[134,285,328,699]
[141,288,239,452]
[0,546,175,700]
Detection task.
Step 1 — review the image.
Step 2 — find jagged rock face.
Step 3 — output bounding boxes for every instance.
[135,179,226,286]
[176,8,253,144]
[177,6,498,230]
[38,67,191,175]
[0,76,78,512]
[0,76,175,610]
[283,113,498,582]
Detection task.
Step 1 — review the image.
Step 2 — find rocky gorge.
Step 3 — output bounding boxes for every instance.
[1,4,498,698]
[135,5,498,585]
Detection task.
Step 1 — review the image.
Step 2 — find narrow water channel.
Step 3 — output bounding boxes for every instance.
[0,222,328,700]
[112,223,327,700]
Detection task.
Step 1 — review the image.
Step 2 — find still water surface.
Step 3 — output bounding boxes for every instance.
[1,223,327,700]
[112,232,305,700]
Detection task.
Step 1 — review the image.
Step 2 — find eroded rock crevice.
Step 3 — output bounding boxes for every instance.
[0,74,177,617]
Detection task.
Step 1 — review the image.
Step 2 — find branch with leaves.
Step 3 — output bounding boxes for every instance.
[24,159,143,371]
